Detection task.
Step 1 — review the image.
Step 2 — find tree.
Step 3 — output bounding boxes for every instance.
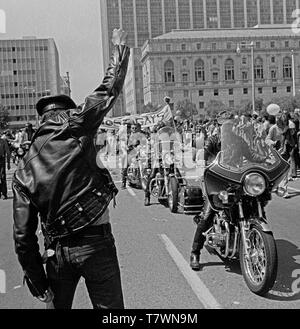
[204,100,227,118]
[0,104,9,130]
[174,99,197,120]
[141,102,159,114]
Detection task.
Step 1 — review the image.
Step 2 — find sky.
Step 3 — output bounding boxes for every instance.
[0,0,104,104]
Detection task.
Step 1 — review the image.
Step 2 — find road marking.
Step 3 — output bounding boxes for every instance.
[13,285,21,290]
[127,186,137,197]
[159,234,222,309]
[287,186,300,193]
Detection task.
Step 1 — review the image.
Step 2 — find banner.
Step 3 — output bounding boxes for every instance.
[100,104,173,130]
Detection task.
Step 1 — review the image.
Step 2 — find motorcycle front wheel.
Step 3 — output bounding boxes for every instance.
[168,177,178,213]
[239,224,278,296]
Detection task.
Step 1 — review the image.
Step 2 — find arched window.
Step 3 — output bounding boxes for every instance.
[225,58,234,81]
[254,57,264,80]
[283,57,292,79]
[164,60,175,83]
[195,59,205,83]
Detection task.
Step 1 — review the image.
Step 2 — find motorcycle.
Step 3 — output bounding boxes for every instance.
[201,125,289,295]
[150,126,203,214]
[14,141,31,165]
[127,144,151,190]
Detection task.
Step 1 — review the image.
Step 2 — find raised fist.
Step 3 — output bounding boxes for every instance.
[111,28,128,46]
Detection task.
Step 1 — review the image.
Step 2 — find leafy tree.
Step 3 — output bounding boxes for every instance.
[0,104,9,130]
[141,102,159,113]
[175,98,197,120]
[204,100,227,118]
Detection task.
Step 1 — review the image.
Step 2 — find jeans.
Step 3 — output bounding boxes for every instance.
[191,197,216,255]
[46,225,124,309]
[0,158,7,198]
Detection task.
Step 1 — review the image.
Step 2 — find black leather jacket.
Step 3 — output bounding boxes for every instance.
[12,44,130,296]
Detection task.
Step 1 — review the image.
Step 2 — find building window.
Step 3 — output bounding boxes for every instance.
[258,87,263,94]
[195,59,205,82]
[199,90,204,97]
[271,56,276,63]
[256,42,261,49]
[13,58,16,63]
[199,101,204,109]
[181,44,186,51]
[196,43,201,50]
[254,57,264,80]
[13,70,17,75]
[287,86,291,93]
[182,59,187,66]
[283,57,292,79]
[166,44,171,51]
[226,42,232,50]
[229,88,233,95]
[285,41,289,48]
[214,89,219,96]
[270,41,275,48]
[272,87,277,93]
[242,71,248,80]
[212,72,219,81]
[271,70,277,79]
[212,42,217,50]
[243,88,248,94]
[212,58,217,65]
[184,90,189,98]
[225,58,234,81]
[229,100,234,108]
[242,57,247,65]
[182,72,189,85]
[164,60,175,83]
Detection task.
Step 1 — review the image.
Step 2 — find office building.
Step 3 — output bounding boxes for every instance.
[124,48,145,115]
[0,37,61,128]
[141,25,300,115]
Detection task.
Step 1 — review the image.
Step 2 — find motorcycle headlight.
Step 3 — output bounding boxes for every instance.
[243,173,266,196]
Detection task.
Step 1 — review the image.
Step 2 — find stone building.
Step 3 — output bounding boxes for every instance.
[141,25,300,115]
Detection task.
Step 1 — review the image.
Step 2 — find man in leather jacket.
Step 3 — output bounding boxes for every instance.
[190,112,268,270]
[12,28,130,308]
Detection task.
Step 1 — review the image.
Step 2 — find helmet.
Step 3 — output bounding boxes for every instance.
[216,110,234,125]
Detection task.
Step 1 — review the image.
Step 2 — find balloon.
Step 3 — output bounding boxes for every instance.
[266,103,280,116]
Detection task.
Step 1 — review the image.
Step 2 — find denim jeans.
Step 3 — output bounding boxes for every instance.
[46,226,124,309]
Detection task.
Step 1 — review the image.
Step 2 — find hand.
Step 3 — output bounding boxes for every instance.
[111,28,127,46]
[37,287,54,303]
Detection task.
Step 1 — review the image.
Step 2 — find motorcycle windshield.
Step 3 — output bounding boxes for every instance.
[219,120,282,173]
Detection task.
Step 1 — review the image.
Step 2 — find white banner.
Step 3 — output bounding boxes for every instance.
[100,104,173,130]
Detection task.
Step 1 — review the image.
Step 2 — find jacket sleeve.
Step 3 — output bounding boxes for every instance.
[70,44,130,133]
[12,179,48,297]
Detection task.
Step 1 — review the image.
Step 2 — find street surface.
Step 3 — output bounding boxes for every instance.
[0,160,300,309]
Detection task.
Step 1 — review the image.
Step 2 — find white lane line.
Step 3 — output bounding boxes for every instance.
[127,186,137,197]
[13,285,21,290]
[287,186,300,193]
[159,234,222,309]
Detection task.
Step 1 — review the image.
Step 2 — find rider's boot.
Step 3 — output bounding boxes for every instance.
[144,192,150,206]
[190,252,201,270]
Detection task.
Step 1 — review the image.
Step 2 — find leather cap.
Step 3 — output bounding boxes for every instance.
[36,94,77,116]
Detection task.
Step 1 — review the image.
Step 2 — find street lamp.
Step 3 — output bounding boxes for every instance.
[236,41,255,114]
[291,49,296,97]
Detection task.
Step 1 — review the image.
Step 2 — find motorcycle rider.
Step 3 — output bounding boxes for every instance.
[190,111,269,270]
[121,122,146,189]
